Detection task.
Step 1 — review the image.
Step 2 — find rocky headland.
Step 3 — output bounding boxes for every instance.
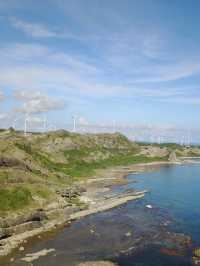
[0,129,199,258]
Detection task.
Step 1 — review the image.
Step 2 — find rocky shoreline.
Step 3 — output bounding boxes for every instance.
[0,161,179,258]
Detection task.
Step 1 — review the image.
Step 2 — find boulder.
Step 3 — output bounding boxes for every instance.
[192,248,200,265]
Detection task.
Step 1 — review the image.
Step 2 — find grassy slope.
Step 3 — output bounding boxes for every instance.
[0,129,198,214]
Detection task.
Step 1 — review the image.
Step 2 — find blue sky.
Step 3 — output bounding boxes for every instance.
[0,0,200,141]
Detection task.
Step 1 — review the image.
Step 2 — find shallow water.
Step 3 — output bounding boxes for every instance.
[1,163,200,266]
[113,163,200,265]
[123,164,200,243]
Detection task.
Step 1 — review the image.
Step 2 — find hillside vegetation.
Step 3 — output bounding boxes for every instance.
[0,129,199,215]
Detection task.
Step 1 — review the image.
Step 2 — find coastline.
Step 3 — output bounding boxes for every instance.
[0,160,179,257]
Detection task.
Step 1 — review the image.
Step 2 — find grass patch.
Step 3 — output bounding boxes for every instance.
[0,171,8,183]
[15,142,166,180]
[187,150,200,157]
[33,187,53,199]
[15,142,32,154]
[63,150,166,178]
[0,186,32,211]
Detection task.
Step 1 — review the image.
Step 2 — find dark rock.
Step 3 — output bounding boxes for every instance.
[0,228,11,240]
[6,221,42,236]
[0,157,31,171]
[56,187,82,200]
[26,211,47,222]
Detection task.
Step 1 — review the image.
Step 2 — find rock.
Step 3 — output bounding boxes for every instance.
[90,229,95,234]
[160,248,179,256]
[194,248,200,258]
[146,204,153,209]
[192,248,200,265]
[125,231,131,237]
[163,220,171,226]
[124,188,135,194]
[157,232,192,256]
[10,258,14,262]
[6,221,42,236]
[0,211,45,228]
[21,248,55,263]
[56,186,82,200]
[27,210,47,222]
[168,151,178,162]
[0,228,9,239]
[19,246,24,251]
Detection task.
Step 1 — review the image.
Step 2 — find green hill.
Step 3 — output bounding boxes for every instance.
[0,129,199,215]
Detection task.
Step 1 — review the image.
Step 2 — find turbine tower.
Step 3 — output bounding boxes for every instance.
[43,115,47,133]
[188,130,191,146]
[112,119,116,133]
[24,114,29,136]
[13,116,22,130]
[72,115,77,132]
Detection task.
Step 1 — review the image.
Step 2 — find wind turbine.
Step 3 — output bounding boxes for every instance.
[24,113,29,136]
[112,119,116,133]
[43,115,47,133]
[187,130,191,146]
[180,135,184,146]
[13,115,22,130]
[72,115,77,132]
[49,123,57,131]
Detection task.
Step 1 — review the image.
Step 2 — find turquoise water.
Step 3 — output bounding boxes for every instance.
[2,163,200,266]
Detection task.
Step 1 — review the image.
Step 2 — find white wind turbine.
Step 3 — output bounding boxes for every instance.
[43,115,47,133]
[13,115,22,130]
[180,135,185,146]
[187,130,191,146]
[72,115,77,132]
[112,119,116,133]
[158,136,161,144]
[24,113,30,136]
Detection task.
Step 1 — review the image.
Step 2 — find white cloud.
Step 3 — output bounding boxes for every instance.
[14,90,65,114]
[9,18,85,41]
[132,61,200,83]
[1,43,49,61]
[0,90,4,101]
[14,90,44,101]
[0,113,8,120]
[0,42,200,105]
[10,18,64,38]
[77,116,89,126]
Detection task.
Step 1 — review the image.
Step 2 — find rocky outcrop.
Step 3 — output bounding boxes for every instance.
[168,151,178,162]
[192,248,200,264]
[0,210,47,228]
[140,146,169,158]
[56,186,86,200]
[0,157,31,171]
[5,221,42,236]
